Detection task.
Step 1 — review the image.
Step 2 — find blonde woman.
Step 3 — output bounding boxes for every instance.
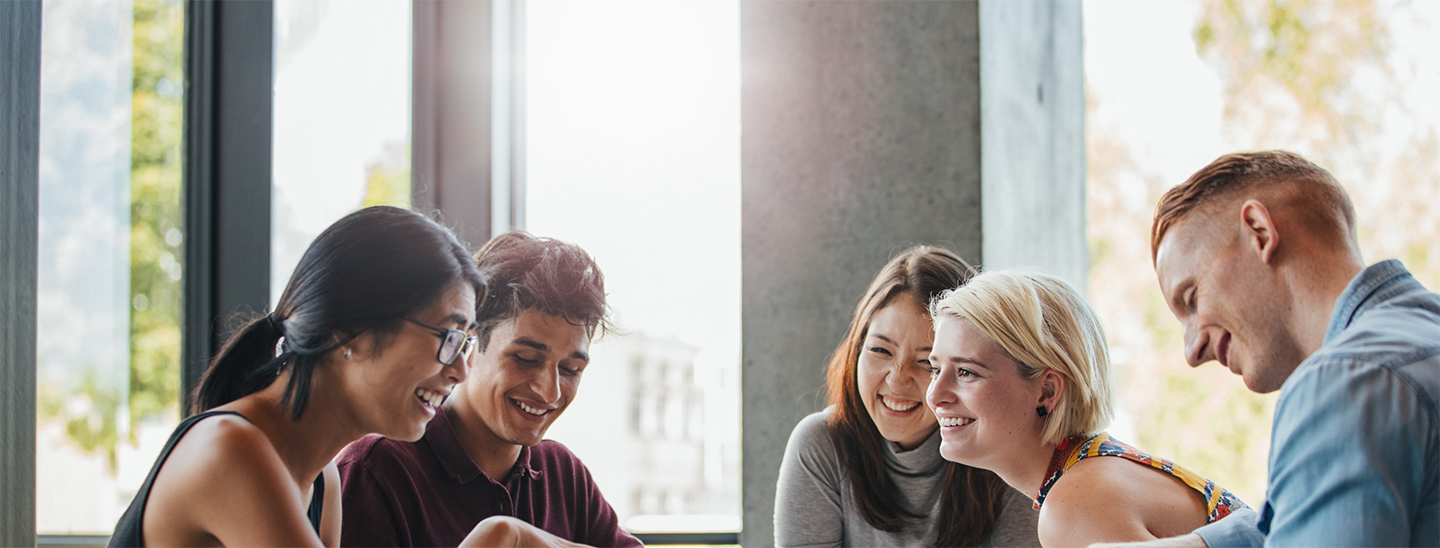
[924,270,1248,548]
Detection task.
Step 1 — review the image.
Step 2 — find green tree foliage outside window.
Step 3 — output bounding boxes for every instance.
[362,142,412,209]
[128,0,185,430]
[39,0,185,469]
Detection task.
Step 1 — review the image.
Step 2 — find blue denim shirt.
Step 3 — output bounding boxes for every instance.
[1195,259,1440,547]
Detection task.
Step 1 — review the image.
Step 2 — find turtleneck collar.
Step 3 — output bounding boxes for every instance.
[882,426,945,477]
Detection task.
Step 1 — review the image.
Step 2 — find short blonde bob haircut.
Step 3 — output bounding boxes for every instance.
[930,269,1114,446]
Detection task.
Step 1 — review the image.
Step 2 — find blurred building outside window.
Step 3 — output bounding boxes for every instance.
[525,0,742,534]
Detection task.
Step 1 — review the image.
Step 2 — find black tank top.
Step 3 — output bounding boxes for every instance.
[107,410,325,547]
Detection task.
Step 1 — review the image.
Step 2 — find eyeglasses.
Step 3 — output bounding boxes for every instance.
[406,318,478,366]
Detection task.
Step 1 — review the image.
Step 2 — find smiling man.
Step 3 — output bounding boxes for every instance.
[337,231,639,547]
[1146,151,1439,548]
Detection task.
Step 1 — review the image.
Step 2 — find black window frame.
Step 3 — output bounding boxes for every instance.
[2,1,43,545]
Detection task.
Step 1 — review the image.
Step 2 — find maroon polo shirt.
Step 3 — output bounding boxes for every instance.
[337,410,640,547]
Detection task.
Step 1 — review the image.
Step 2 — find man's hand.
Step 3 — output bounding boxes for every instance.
[1089,533,1208,548]
[460,516,590,548]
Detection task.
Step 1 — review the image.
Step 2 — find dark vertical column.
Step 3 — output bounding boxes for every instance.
[0,1,41,544]
[413,0,495,249]
[411,0,440,214]
[740,2,984,544]
[182,0,274,409]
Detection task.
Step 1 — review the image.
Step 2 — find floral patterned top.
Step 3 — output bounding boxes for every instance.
[1033,432,1249,523]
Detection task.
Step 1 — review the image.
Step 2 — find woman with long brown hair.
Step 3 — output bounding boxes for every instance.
[774,246,1040,547]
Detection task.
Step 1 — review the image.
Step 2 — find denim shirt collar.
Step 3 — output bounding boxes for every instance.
[1324,259,1411,344]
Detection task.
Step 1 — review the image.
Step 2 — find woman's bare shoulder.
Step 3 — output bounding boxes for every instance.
[143,413,320,547]
[192,412,271,447]
[1041,455,1210,547]
[1038,458,1154,548]
[164,413,285,481]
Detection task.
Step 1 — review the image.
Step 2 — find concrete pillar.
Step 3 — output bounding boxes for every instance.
[740,1,1084,545]
[980,0,1088,291]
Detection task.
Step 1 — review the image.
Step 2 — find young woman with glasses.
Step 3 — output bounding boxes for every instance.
[108,206,485,547]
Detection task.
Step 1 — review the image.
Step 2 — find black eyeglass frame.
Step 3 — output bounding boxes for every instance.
[406,318,478,366]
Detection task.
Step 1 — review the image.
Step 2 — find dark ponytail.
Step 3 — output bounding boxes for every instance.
[190,206,485,418]
[192,315,290,416]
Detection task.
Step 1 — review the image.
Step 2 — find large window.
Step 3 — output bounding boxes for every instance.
[35,0,185,534]
[33,0,414,535]
[525,0,742,534]
[1084,0,1440,507]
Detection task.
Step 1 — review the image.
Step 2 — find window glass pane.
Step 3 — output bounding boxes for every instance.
[272,0,412,304]
[36,0,185,534]
[526,0,741,534]
[1084,0,1440,508]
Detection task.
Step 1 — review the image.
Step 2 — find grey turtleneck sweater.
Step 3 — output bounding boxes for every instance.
[774,408,1041,547]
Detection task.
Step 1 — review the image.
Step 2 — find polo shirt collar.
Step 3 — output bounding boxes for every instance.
[423,409,539,483]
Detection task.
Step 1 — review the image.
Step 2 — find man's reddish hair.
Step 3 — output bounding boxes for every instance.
[1150,150,1357,263]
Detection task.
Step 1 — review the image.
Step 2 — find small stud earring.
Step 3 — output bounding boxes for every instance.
[1036,406,1049,417]
[344,348,352,360]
